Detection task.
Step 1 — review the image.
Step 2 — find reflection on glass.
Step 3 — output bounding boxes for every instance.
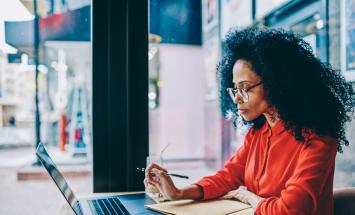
[290,13,322,57]
[148,1,221,188]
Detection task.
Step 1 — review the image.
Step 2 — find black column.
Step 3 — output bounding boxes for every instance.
[92,0,148,192]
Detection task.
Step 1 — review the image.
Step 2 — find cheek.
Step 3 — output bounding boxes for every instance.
[253,99,269,113]
[242,96,268,121]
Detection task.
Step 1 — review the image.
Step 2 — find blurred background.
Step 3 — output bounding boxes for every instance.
[0,0,354,214]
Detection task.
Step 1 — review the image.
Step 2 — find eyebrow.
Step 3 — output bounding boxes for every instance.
[237,81,253,84]
[232,80,254,86]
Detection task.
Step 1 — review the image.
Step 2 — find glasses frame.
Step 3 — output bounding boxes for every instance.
[226,82,263,103]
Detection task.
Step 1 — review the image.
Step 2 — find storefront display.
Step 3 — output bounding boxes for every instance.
[341,0,355,81]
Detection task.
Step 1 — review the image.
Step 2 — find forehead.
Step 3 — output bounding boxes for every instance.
[232,59,260,84]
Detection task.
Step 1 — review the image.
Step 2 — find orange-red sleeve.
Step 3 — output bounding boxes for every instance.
[255,136,337,215]
[195,129,253,200]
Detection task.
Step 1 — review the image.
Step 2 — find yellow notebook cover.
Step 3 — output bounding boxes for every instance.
[145,199,252,215]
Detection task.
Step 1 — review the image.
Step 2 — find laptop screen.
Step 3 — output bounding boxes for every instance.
[35,143,79,210]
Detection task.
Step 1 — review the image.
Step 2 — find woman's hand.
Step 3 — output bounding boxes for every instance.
[144,163,182,200]
[220,186,265,209]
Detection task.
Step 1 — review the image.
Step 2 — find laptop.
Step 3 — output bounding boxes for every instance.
[35,143,160,215]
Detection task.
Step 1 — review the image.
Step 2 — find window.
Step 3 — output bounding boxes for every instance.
[148,0,223,188]
[1,1,92,214]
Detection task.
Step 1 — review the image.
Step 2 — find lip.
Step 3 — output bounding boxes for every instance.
[238,109,248,114]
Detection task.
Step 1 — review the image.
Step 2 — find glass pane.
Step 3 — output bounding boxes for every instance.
[0,1,92,214]
[333,0,355,188]
[147,0,355,200]
[290,13,322,57]
[148,0,222,190]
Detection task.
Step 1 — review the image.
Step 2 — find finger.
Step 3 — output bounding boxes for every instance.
[146,173,162,185]
[149,179,160,187]
[146,163,168,174]
[144,178,157,188]
[151,168,175,191]
[235,194,248,204]
[147,169,165,185]
[145,163,168,180]
[145,173,157,184]
[145,163,154,179]
[226,191,237,198]
[228,190,238,195]
[220,190,238,199]
[153,181,165,197]
[237,192,251,204]
[227,190,238,195]
[147,182,161,194]
[220,193,234,199]
[236,189,250,196]
[151,168,169,179]
[238,186,247,190]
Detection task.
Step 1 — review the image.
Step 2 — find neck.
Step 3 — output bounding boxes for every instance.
[263,112,280,128]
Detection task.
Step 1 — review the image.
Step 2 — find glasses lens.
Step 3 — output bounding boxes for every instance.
[227,88,235,100]
[227,88,249,102]
[240,90,249,102]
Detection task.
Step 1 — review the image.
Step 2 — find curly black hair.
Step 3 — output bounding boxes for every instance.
[218,27,355,153]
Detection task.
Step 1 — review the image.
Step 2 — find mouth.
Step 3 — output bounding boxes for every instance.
[238,109,247,114]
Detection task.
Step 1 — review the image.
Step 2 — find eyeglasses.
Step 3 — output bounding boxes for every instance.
[226,82,263,103]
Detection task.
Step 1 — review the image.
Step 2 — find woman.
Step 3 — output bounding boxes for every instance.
[144,28,355,214]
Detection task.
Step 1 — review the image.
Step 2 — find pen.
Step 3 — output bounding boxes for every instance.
[136,167,189,179]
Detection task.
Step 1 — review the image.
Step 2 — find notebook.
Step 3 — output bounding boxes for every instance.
[145,199,253,215]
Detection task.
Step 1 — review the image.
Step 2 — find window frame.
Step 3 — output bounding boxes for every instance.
[92,0,149,192]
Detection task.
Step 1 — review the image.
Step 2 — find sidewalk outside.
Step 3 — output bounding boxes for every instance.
[0,127,34,150]
[0,137,92,215]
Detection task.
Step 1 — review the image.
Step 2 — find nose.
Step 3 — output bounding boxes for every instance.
[233,94,244,104]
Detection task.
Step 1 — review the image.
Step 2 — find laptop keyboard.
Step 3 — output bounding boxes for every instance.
[73,201,84,215]
[89,197,130,215]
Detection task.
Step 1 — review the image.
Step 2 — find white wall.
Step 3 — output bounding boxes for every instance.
[151,44,206,159]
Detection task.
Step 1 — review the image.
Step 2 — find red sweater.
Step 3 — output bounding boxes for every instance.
[196,121,337,215]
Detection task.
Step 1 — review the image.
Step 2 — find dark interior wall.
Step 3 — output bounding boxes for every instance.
[150,0,202,45]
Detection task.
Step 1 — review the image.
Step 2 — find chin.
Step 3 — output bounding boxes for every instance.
[241,113,259,122]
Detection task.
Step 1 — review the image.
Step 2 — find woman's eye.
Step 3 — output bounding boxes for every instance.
[237,84,246,89]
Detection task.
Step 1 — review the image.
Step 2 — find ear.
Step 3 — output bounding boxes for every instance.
[266,106,275,115]
[266,106,279,117]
